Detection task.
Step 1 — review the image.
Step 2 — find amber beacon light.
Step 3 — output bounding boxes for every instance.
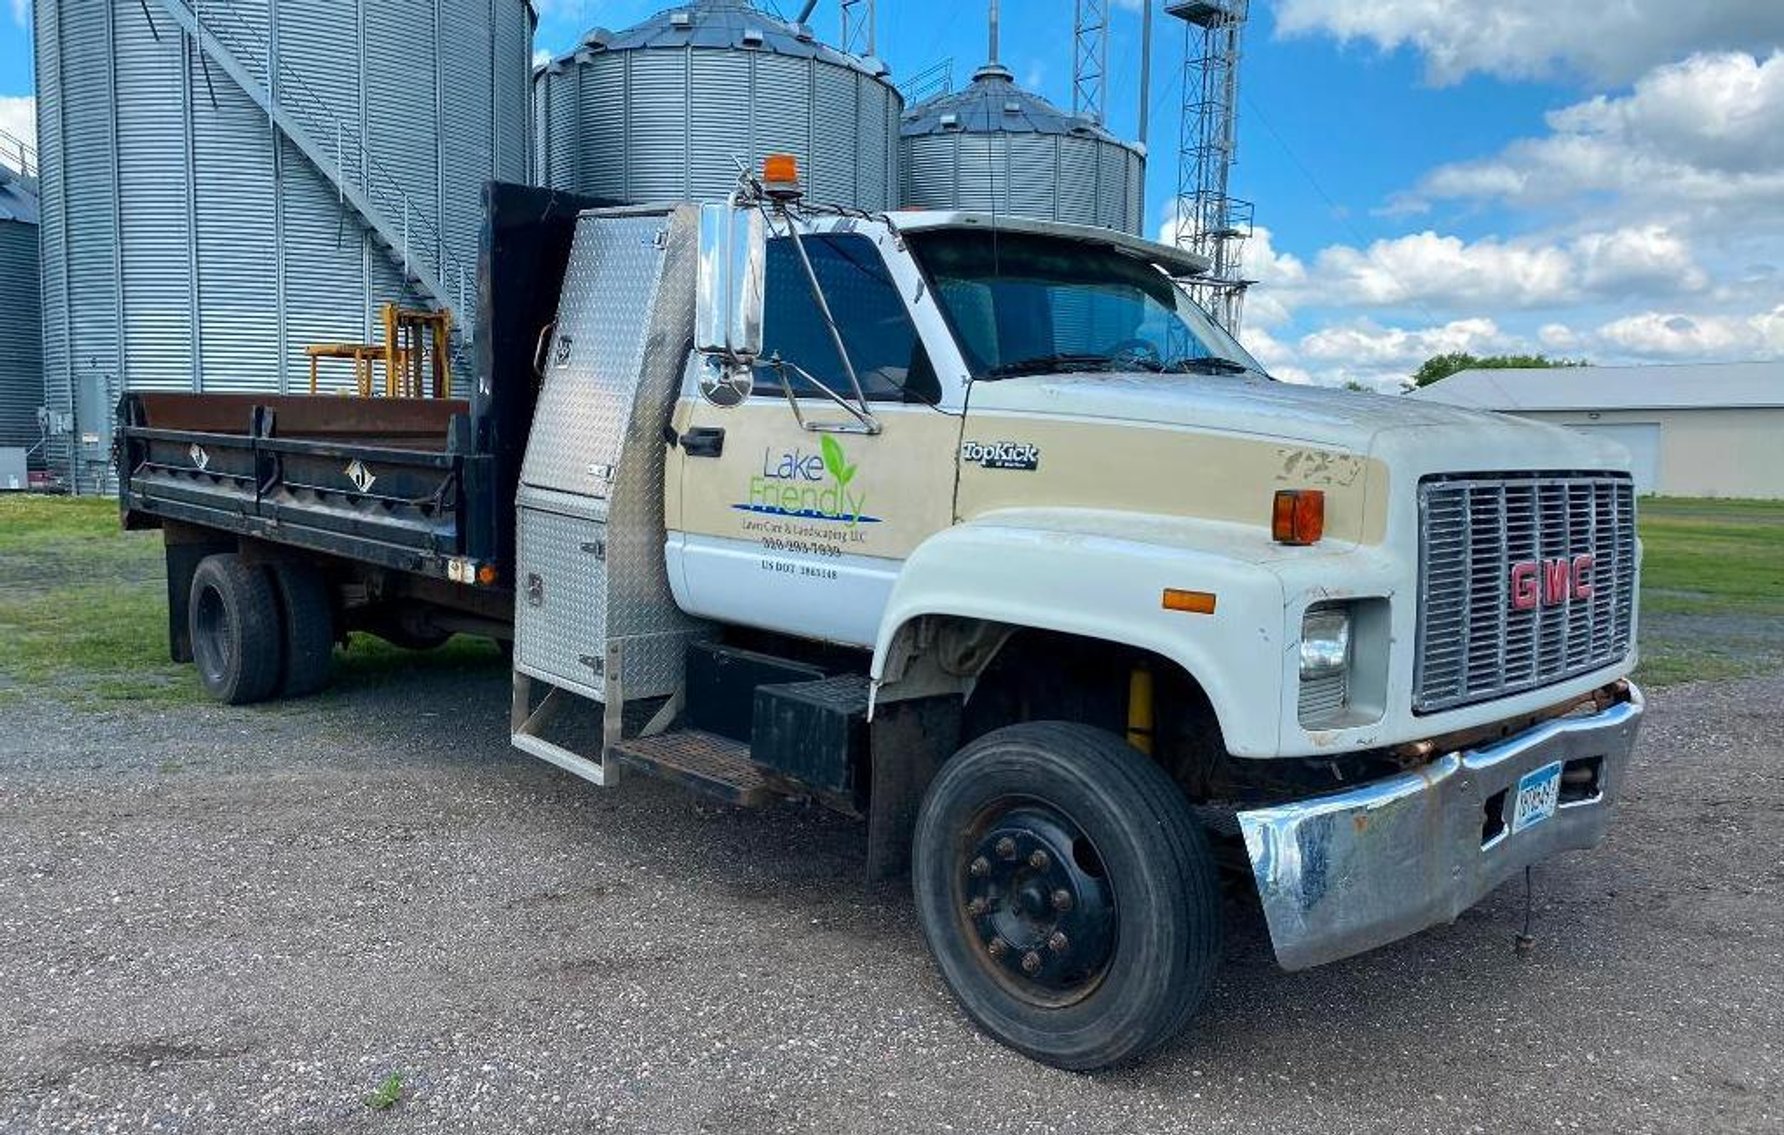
[762,153,803,200]
[1272,490,1326,546]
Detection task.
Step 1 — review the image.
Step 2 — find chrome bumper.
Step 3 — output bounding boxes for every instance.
[1238,685,1645,971]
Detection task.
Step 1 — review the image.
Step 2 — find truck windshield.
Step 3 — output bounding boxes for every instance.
[906,230,1267,382]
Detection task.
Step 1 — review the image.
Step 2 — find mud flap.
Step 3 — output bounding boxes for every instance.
[865,694,962,882]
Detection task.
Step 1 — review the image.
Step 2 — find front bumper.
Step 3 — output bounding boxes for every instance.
[1238,684,1645,971]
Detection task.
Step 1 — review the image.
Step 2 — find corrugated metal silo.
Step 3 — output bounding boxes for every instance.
[33,0,535,492]
[533,0,902,211]
[0,166,42,471]
[901,63,1147,235]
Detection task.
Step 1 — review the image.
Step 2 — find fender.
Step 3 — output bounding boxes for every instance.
[872,508,1292,758]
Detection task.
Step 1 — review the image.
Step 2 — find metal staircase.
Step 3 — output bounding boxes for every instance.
[153,0,471,335]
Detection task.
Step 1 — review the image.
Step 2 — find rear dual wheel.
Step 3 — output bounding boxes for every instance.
[913,722,1221,1071]
[189,554,334,705]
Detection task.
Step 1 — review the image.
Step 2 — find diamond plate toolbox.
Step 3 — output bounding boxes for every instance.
[515,206,709,702]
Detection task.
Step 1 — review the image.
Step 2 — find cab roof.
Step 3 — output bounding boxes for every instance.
[886,211,1212,279]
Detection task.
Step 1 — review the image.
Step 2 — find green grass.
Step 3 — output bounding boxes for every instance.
[0,496,503,708]
[1637,497,1784,612]
[1634,497,1784,687]
[364,1073,404,1112]
[0,496,196,707]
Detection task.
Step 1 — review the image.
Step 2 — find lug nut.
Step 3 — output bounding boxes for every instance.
[1048,931,1069,953]
[1051,889,1074,912]
[988,937,1009,958]
[969,856,991,878]
[967,896,989,917]
[1021,951,1043,975]
[1028,849,1050,870]
[995,837,1017,861]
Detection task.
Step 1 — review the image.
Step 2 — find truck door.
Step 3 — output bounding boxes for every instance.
[670,230,961,648]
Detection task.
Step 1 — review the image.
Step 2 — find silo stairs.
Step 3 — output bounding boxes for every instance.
[148,0,472,347]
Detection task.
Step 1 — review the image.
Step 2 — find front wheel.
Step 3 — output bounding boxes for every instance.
[912,722,1221,1071]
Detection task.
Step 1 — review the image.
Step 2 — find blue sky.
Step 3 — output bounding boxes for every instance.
[2,1,1780,387]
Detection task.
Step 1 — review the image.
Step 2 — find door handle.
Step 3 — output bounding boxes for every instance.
[682,427,726,458]
[532,320,557,381]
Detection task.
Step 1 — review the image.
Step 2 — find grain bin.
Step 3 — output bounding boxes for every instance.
[901,62,1146,235]
[534,0,902,211]
[0,166,42,472]
[33,0,534,492]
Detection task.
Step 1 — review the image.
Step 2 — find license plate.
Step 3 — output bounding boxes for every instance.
[1511,761,1563,833]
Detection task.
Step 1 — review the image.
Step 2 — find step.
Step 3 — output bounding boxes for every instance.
[609,729,780,808]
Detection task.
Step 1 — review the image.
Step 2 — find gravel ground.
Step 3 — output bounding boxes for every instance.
[1,663,1780,1134]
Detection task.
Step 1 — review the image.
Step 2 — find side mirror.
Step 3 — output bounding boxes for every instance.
[696,203,766,364]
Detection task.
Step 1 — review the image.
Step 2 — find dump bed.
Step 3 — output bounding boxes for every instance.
[118,183,610,595]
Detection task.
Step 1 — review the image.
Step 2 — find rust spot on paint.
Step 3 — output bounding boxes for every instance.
[1276,447,1365,488]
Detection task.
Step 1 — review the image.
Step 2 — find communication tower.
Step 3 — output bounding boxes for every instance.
[1167,0,1254,334]
[1073,0,1111,125]
[841,0,877,57]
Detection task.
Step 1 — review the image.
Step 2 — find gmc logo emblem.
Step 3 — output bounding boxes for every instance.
[1511,555,1595,611]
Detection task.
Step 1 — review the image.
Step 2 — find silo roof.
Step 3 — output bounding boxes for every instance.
[0,166,37,225]
[903,63,1135,149]
[539,0,890,80]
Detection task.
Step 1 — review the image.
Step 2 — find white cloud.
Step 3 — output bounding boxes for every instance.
[1593,305,1784,360]
[1538,323,1583,352]
[1572,226,1709,296]
[1301,316,1512,367]
[1238,316,1522,390]
[1273,0,1784,85]
[1238,325,1312,384]
[1160,44,1780,389]
[1310,233,1574,310]
[9,0,25,31]
[1414,52,1784,214]
[1245,224,1706,316]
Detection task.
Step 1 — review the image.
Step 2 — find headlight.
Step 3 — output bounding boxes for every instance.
[1300,608,1352,680]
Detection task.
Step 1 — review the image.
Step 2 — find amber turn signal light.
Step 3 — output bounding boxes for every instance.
[1273,489,1326,546]
[1162,589,1218,615]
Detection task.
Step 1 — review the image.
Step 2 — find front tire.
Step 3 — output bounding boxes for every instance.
[912,722,1221,1071]
[189,554,283,706]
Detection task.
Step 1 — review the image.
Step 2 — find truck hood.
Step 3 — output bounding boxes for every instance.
[965,372,1632,472]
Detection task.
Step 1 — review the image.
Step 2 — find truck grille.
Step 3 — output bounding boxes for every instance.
[1415,474,1636,714]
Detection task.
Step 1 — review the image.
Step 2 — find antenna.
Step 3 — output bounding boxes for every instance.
[1072,0,1110,126]
[1168,0,1255,335]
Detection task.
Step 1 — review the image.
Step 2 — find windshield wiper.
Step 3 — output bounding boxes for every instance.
[1167,356,1252,376]
[983,353,1119,380]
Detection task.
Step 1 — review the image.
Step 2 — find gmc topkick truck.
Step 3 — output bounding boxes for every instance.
[118,163,1644,1070]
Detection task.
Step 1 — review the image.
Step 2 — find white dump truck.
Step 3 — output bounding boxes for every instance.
[119,161,1644,1069]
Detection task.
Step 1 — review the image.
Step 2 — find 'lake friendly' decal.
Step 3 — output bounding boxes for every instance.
[737,436,879,527]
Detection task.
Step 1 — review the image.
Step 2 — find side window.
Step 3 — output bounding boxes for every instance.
[755,234,940,404]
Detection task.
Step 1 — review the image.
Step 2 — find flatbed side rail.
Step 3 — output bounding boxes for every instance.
[119,393,488,581]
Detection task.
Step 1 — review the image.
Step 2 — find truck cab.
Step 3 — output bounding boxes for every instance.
[119,169,1644,1071]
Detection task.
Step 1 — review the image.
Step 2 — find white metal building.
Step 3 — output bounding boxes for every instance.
[1410,361,1784,499]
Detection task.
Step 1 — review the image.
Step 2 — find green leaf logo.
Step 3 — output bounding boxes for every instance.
[821,435,857,486]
